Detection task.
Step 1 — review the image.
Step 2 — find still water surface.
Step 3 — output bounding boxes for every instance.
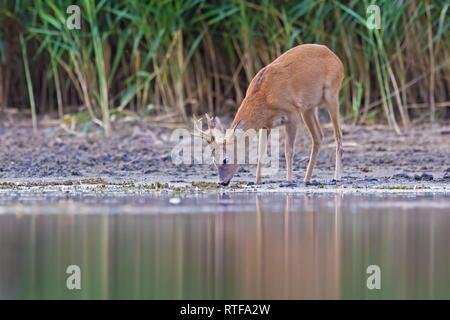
[0,192,449,299]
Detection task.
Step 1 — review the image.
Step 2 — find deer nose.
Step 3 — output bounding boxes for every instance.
[219,180,230,186]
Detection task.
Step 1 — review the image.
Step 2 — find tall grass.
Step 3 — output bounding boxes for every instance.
[19,33,37,133]
[0,0,449,134]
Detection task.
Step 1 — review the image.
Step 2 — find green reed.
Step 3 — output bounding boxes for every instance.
[0,0,448,134]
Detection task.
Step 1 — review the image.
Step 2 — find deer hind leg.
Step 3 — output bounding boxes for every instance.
[326,97,343,180]
[256,128,270,184]
[302,108,324,183]
[284,121,297,181]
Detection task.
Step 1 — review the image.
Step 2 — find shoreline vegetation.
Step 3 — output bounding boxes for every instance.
[0,178,448,194]
[0,1,449,136]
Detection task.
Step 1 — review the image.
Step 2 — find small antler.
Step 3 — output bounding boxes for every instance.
[193,114,214,144]
[204,113,214,130]
[205,113,225,132]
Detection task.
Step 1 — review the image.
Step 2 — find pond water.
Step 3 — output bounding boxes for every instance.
[0,192,449,299]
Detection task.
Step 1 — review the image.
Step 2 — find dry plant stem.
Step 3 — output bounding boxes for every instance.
[19,34,37,133]
[0,1,448,129]
[426,2,436,123]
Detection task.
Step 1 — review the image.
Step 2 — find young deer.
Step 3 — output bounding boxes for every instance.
[195,44,344,186]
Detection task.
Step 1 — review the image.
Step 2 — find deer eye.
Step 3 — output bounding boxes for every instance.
[222,159,227,164]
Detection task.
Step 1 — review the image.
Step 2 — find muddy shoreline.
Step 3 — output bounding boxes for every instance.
[1,118,449,194]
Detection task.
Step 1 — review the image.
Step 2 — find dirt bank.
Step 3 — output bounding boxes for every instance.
[0,116,449,193]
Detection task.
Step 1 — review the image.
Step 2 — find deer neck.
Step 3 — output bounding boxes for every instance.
[230,96,270,131]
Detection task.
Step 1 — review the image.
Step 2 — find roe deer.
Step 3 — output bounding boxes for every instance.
[195,44,344,186]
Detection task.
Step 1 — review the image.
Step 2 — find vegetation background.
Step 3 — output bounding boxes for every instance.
[0,0,449,136]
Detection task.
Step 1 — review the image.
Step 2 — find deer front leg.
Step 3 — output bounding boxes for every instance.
[284,122,297,181]
[302,109,324,183]
[256,128,270,184]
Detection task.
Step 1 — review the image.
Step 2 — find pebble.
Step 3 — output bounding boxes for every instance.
[392,173,412,180]
[169,197,181,205]
[161,154,171,161]
[305,180,321,186]
[414,173,433,181]
[443,171,450,180]
[279,182,298,187]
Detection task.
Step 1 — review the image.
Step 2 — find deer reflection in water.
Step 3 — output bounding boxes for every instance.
[0,193,449,299]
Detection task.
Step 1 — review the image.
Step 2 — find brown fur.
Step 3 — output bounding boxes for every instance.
[198,44,344,185]
[231,44,344,130]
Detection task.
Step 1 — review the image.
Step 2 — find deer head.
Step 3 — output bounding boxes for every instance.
[193,114,241,186]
